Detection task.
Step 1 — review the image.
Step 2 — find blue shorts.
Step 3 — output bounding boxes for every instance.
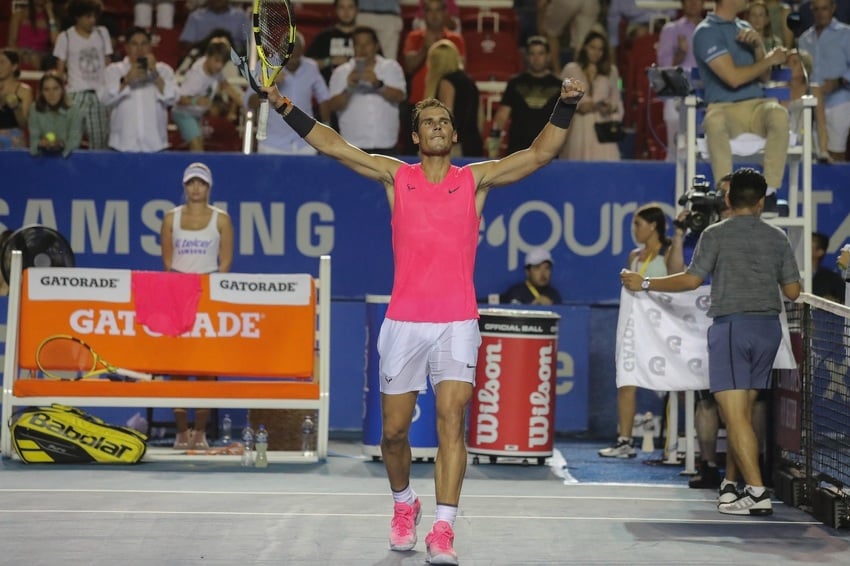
[707,314,781,393]
[171,108,202,142]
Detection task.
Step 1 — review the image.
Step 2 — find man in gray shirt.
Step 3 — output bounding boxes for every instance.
[621,168,801,517]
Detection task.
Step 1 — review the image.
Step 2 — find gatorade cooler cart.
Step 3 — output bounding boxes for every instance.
[468,308,560,465]
[362,295,438,462]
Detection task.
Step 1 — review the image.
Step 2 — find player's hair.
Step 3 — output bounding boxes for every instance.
[728,168,768,208]
[411,98,456,132]
[68,0,103,20]
[526,35,550,53]
[35,72,71,112]
[576,30,612,77]
[812,232,830,253]
[352,26,379,45]
[635,204,670,247]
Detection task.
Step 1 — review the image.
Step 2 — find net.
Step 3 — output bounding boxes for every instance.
[780,292,850,527]
[257,0,293,67]
[800,293,850,491]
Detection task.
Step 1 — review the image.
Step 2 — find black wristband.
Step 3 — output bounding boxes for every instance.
[549,99,577,129]
[278,104,317,138]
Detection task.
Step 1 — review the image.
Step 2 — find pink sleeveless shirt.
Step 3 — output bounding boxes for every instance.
[385,163,480,322]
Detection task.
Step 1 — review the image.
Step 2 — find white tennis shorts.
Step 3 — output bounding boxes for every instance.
[377,318,481,395]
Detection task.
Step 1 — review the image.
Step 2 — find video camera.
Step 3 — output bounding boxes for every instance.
[674,175,728,234]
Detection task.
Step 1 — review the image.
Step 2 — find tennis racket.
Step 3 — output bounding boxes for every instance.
[36,335,154,381]
[252,0,296,140]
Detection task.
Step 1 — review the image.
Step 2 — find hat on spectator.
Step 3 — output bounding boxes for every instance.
[525,247,553,267]
[183,162,213,187]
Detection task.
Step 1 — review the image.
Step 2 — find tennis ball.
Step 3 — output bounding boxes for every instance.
[45,132,56,142]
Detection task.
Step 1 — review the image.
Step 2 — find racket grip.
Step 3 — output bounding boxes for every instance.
[119,368,154,381]
[257,100,269,140]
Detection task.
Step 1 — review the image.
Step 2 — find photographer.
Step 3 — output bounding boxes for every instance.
[102,27,177,152]
[622,168,801,516]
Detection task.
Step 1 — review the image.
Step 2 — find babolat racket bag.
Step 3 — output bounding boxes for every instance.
[10,404,147,464]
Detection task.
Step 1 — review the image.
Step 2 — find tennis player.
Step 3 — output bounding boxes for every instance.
[263,78,585,564]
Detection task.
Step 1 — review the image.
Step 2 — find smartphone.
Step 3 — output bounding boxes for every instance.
[137,57,148,70]
[354,58,365,74]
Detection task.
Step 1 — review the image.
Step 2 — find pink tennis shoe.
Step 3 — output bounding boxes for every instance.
[425,520,458,565]
[389,497,422,551]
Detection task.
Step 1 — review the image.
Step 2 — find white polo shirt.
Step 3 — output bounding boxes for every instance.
[328,55,406,149]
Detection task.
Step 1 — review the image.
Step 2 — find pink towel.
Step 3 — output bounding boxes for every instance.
[132,271,202,337]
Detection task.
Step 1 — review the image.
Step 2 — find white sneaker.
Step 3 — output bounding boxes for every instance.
[717,482,739,505]
[598,438,637,458]
[718,488,773,516]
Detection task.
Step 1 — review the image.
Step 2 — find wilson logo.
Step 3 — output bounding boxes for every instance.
[25,412,136,458]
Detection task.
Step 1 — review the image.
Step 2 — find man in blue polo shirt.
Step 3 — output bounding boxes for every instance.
[693,0,790,216]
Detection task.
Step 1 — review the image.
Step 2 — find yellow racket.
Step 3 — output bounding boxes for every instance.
[252,0,296,140]
[36,334,154,381]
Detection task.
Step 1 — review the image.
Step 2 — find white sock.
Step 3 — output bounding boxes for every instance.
[720,478,736,490]
[766,187,777,195]
[391,484,417,506]
[434,504,458,526]
[746,485,765,497]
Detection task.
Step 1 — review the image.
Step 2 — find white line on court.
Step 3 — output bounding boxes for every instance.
[0,508,823,525]
[0,488,727,503]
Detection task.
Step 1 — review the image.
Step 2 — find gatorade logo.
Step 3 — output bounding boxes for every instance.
[25,412,134,458]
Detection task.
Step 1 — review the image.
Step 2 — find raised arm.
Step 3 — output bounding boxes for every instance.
[263,86,402,186]
[471,78,585,190]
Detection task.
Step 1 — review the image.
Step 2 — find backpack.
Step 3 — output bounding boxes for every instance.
[11,404,147,464]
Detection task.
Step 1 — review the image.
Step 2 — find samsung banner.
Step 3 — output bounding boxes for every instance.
[2,151,850,435]
[4,152,848,303]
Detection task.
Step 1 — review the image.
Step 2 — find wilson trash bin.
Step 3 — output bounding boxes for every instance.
[468,308,560,465]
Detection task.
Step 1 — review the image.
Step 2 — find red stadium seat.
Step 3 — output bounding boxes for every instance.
[622,32,659,128]
[459,8,518,35]
[464,31,522,82]
[152,27,182,68]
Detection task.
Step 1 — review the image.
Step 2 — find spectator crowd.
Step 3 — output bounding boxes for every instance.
[1,0,849,161]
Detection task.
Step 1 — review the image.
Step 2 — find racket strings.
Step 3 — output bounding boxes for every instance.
[38,339,96,375]
[258,1,293,67]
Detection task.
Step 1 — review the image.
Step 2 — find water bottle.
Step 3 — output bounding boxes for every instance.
[255,425,269,468]
[221,413,232,445]
[301,414,316,458]
[241,424,254,467]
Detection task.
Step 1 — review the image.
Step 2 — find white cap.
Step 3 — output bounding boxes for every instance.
[182,162,213,187]
[525,247,553,267]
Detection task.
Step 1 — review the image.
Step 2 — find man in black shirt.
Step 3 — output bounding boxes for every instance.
[306,0,359,85]
[487,36,563,157]
[500,247,562,305]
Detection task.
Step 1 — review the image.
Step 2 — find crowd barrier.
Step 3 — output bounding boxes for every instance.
[0,252,332,462]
